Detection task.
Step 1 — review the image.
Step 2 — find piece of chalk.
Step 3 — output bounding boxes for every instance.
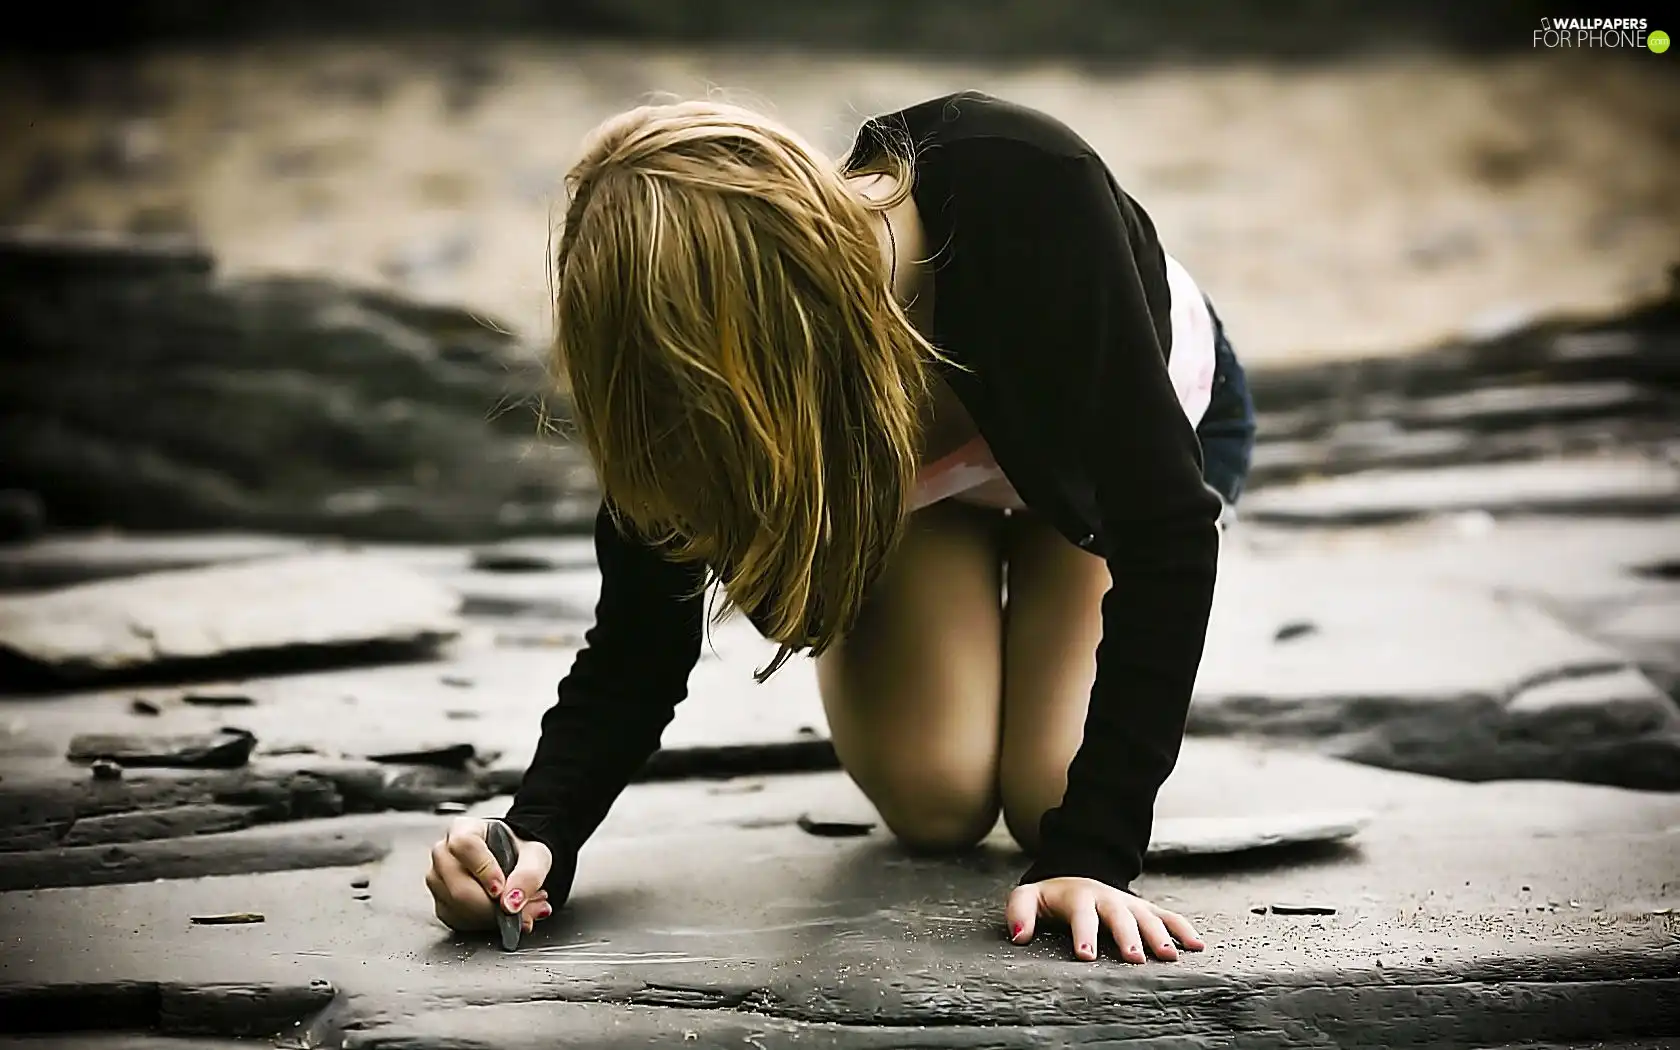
[484,819,521,951]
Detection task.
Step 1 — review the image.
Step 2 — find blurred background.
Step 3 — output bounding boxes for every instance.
[0,2,1675,542]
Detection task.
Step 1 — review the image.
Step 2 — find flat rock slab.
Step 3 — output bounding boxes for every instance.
[1194,526,1680,790]
[1148,810,1372,859]
[0,553,463,684]
[1242,457,1680,525]
[0,533,319,592]
[3,742,1676,1047]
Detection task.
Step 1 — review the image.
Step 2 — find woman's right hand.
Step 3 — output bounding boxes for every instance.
[425,817,556,934]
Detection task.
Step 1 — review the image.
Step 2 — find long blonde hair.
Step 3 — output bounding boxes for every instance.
[551,100,938,680]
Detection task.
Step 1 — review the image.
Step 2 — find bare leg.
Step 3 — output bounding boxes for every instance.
[815,500,1006,851]
[997,513,1111,854]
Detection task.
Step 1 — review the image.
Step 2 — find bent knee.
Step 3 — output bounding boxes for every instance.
[854,764,999,853]
[999,762,1069,857]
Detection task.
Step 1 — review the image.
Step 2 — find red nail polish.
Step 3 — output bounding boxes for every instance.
[505,888,523,909]
[1079,943,1093,956]
[1010,923,1023,939]
[488,882,501,897]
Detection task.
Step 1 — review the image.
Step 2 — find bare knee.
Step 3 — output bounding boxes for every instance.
[999,760,1067,857]
[856,761,999,853]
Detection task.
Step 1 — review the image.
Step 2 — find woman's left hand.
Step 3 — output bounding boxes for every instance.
[1006,878,1206,962]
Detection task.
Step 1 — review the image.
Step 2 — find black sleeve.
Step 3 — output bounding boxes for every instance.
[950,141,1223,892]
[503,500,706,903]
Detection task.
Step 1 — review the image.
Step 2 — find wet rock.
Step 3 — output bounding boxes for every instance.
[1242,457,1680,526]
[0,231,597,542]
[68,728,258,770]
[0,553,462,683]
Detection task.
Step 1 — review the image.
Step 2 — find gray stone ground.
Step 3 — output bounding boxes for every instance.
[1,491,1678,1045]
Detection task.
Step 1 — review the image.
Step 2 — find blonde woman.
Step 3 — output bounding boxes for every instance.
[424,91,1257,964]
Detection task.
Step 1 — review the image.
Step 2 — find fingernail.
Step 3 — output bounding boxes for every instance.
[1078,943,1093,957]
[505,888,524,910]
[488,881,502,897]
[1010,923,1023,940]
[538,904,553,919]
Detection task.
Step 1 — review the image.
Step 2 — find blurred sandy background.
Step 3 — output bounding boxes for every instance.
[3,41,1676,365]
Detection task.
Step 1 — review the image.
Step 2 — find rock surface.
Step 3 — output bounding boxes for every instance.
[2,743,1676,1046]
[0,553,463,684]
[1193,519,1680,789]
[1241,457,1680,526]
[0,232,596,542]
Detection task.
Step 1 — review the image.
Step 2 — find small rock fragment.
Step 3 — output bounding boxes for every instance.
[69,727,257,769]
[91,759,123,780]
[129,698,162,716]
[368,743,476,769]
[435,801,469,815]
[353,893,371,902]
[797,813,876,838]
[182,692,256,708]
[1423,955,1435,963]
[351,875,371,889]
[470,545,556,573]
[440,675,474,688]
[190,912,265,925]
[1250,905,1267,915]
[1273,620,1319,643]
[1269,902,1337,916]
[444,709,479,720]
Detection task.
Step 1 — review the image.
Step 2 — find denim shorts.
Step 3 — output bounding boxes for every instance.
[1195,300,1257,507]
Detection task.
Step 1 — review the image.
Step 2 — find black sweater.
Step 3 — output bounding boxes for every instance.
[506,92,1223,899]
